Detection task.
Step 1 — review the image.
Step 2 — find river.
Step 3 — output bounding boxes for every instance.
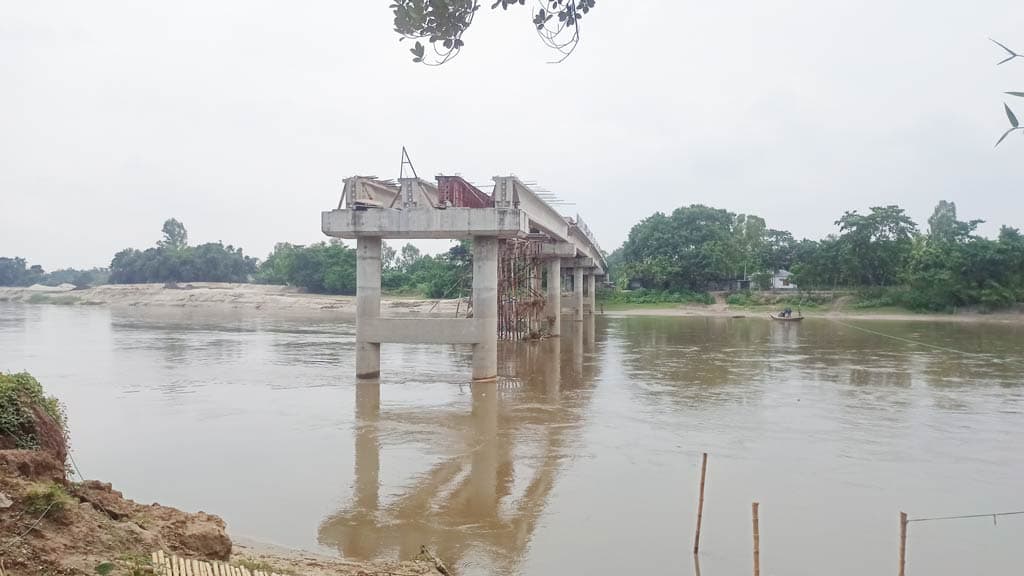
[1,302,1022,575]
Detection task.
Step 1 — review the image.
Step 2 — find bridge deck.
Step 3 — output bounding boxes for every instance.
[324,174,606,274]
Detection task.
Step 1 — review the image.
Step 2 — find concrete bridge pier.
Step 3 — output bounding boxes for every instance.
[545,259,562,336]
[585,273,596,315]
[356,237,382,379]
[471,236,499,381]
[573,267,584,322]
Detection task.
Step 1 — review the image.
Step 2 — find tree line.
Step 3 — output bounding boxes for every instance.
[611,200,1024,311]
[5,205,1024,312]
[1,219,471,299]
[0,257,109,289]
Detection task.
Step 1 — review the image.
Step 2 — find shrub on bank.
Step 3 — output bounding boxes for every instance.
[599,288,714,305]
[851,284,1023,313]
[725,291,830,308]
[0,372,69,463]
[23,481,74,517]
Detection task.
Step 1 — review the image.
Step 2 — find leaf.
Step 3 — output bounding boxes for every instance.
[1006,103,1019,128]
[95,563,116,576]
[410,41,425,59]
[995,127,1016,148]
[989,38,1018,56]
[1007,92,1024,98]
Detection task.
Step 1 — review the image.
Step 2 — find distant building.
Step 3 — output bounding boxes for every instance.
[772,270,797,290]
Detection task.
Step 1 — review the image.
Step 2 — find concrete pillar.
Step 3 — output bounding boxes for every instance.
[355,237,382,379]
[531,261,542,295]
[545,259,561,336]
[573,266,584,322]
[472,236,498,381]
[586,273,596,315]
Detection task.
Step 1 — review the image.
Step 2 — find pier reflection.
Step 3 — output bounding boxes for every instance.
[318,316,600,574]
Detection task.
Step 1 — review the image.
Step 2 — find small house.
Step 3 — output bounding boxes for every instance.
[772,270,797,290]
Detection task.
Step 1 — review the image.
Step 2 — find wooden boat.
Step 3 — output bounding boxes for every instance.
[769,314,804,322]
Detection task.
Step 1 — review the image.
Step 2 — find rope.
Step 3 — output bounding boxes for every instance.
[0,501,56,552]
[825,318,1024,369]
[827,318,990,357]
[67,451,85,481]
[908,510,1024,524]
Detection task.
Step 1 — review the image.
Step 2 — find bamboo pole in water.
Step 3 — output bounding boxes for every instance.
[899,512,908,576]
[693,452,709,554]
[752,502,761,576]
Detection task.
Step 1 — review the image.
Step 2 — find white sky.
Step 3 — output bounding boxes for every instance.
[2,1,1023,269]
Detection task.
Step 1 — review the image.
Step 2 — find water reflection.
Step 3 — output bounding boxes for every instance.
[319,318,599,575]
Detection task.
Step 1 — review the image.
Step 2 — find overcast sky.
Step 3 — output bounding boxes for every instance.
[2,1,1023,269]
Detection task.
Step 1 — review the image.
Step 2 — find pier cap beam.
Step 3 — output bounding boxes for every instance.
[539,243,577,259]
[323,207,529,240]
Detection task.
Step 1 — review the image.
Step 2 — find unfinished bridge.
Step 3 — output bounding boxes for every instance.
[322,167,607,381]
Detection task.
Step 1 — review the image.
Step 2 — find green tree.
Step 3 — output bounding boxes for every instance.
[732,214,767,278]
[834,205,918,286]
[109,220,255,284]
[926,200,982,244]
[0,257,33,286]
[256,243,357,295]
[158,218,188,251]
[762,229,797,273]
[619,205,739,291]
[255,243,299,285]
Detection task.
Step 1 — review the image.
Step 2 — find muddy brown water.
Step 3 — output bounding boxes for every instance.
[1,302,1023,575]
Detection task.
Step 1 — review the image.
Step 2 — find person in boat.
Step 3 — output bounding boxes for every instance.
[782,307,792,318]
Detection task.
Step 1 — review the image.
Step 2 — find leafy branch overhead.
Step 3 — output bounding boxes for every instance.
[391,0,597,65]
[996,103,1021,147]
[990,38,1022,147]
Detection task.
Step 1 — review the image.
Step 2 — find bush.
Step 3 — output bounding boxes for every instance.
[725,291,827,308]
[0,372,68,455]
[726,292,752,306]
[23,481,74,517]
[599,288,714,305]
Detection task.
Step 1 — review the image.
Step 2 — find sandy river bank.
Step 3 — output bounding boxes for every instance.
[4,282,1024,324]
[0,282,464,317]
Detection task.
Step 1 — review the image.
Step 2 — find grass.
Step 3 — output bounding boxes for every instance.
[599,302,686,311]
[599,289,714,306]
[24,482,74,517]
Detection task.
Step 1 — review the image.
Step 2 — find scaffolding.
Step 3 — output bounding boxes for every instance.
[497,238,547,341]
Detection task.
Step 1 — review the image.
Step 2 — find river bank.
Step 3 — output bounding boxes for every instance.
[0,283,463,318]
[4,282,1023,324]
[0,450,440,576]
[0,370,440,576]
